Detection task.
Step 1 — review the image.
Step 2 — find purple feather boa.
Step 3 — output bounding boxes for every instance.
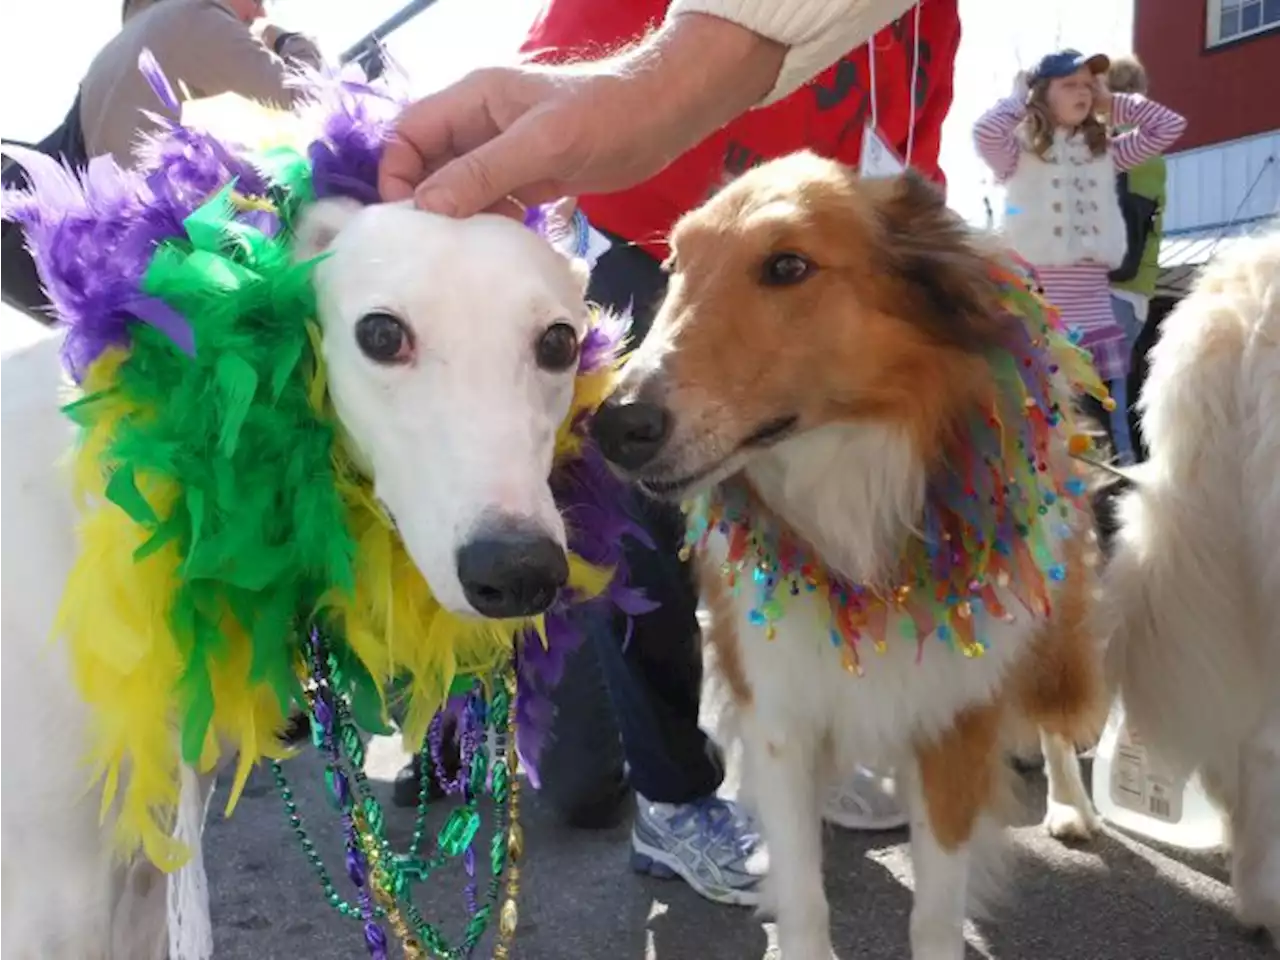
[2,56,652,785]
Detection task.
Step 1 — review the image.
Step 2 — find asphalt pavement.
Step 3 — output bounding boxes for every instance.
[208,731,1277,960]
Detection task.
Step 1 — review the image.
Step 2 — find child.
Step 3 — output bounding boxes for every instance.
[973,50,1186,454]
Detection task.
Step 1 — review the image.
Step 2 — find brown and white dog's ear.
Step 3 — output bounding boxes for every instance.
[292,196,364,263]
[868,169,1004,352]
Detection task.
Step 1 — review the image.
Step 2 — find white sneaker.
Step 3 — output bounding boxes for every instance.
[823,767,908,831]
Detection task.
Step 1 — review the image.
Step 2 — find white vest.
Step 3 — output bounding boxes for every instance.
[1000,129,1126,269]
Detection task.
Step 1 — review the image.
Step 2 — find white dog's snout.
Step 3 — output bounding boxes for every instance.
[455,514,569,619]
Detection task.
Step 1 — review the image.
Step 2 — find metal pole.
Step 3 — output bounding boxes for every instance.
[339,0,441,80]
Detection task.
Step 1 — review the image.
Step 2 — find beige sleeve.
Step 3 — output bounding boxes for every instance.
[666,0,920,104]
[174,2,315,108]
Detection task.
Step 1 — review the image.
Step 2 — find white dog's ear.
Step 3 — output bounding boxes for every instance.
[292,196,364,262]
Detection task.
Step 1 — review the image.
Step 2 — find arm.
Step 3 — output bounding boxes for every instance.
[178,3,323,109]
[1109,93,1187,172]
[381,2,916,212]
[258,25,325,73]
[667,0,920,104]
[972,95,1026,183]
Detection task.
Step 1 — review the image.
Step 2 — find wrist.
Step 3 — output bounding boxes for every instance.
[612,14,785,163]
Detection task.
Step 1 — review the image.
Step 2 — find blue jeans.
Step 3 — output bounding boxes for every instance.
[538,236,725,820]
[1108,295,1142,464]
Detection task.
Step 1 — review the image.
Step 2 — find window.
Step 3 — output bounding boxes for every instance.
[1208,0,1280,46]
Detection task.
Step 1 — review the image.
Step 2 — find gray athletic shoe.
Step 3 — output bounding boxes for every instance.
[630,795,767,906]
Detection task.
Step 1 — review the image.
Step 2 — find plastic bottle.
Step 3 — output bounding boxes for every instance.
[1091,699,1226,850]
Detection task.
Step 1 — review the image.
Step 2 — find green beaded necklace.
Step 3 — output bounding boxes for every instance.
[271,629,524,959]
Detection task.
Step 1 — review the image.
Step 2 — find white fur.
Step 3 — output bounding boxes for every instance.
[696,421,1090,960]
[0,204,590,957]
[1103,230,1280,942]
[299,200,591,612]
[1041,729,1100,841]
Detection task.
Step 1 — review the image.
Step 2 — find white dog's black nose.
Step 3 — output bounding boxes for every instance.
[590,397,672,471]
[455,523,569,619]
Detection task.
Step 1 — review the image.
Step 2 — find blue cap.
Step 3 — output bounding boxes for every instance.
[1029,49,1110,83]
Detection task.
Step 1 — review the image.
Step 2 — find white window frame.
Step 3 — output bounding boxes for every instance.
[1206,0,1280,47]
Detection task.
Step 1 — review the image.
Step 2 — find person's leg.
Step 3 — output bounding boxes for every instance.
[529,238,768,903]
[597,490,726,803]
[1107,295,1142,464]
[1107,376,1134,463]
[1127,300,1166,463]
[537,239,728,820]
[532,609,628,827]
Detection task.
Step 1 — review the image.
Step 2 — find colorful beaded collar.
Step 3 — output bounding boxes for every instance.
[684,259,1108,674]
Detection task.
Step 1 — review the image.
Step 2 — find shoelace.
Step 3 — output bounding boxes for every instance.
[668,798,760,855]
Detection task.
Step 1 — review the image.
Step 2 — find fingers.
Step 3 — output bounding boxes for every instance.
[379,129,432,203]
[378,75,500,204]
[410,116,562,218]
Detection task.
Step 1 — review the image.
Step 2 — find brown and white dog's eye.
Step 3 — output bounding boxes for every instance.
[355,311,415,364]
[536,321,580,372]
[760,252,815,287]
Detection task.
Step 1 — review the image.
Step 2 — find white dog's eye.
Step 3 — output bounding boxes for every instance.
[355,311,414,365]
[535,321,580,373]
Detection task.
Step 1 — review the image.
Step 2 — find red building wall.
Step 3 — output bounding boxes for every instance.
[1134,0,1280,151]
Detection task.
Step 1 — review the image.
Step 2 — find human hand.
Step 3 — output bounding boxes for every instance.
[257,23,320,61]
[1092,74,1113,116]
[256,22,286,47]
[378,67,663,218]
[378,14,784,217]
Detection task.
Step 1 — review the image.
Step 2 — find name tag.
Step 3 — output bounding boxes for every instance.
[860,125,906,179]
[560,208,614,268]
[583,223,613,269]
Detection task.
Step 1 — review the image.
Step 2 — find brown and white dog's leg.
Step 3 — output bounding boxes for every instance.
[742,721,831,960]
[1041,729,1100,841]
[1012,535,1105,842]
[909,703,1002,960]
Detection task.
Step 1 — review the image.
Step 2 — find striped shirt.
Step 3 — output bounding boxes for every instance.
[973,93,1187,381]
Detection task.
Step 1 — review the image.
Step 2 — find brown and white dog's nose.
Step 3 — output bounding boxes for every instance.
[455,521,568,618]
[589,396,672,471]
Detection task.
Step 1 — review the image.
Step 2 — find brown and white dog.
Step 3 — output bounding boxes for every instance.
[589,153,1106,960]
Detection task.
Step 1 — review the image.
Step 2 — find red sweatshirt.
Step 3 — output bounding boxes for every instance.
[520,0,961,260]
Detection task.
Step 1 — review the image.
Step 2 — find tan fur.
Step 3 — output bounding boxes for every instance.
[656,162,1006,462]
[915,703,1004,850]
[1009,534,1108,746]
[698,550,754,708]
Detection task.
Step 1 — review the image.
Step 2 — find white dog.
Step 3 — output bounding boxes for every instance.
[1103,229,1280,944]
[1,199,591,959]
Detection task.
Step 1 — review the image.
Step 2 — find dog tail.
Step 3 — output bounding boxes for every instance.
[1010,535,1108,748]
